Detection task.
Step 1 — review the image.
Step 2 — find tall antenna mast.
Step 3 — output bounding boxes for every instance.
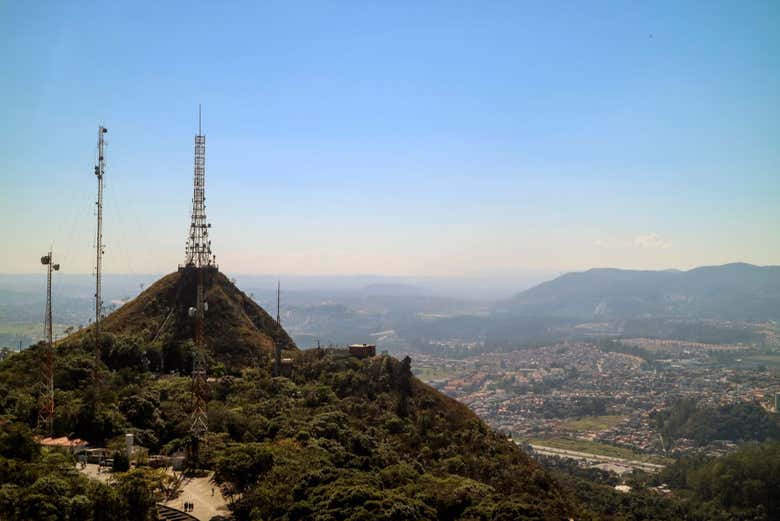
[185,106,212,466]
[276,280,281,325]
[94,126,107,381]
[185,105,214,268]
[38,250,60,435]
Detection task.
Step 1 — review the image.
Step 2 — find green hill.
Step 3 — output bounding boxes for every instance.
[0,273,581,520]
[67,267,296,371]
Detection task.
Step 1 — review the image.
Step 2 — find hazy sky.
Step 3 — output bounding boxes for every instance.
[1,1,778,276]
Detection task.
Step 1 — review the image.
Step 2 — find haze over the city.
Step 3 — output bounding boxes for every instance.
[2,1,778,276]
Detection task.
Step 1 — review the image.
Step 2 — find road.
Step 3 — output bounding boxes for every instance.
[526,443,665,473]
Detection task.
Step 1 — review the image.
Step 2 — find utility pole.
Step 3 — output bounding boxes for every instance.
[185,106,213,466]
[38,250,59,435]
[94,126,107,382]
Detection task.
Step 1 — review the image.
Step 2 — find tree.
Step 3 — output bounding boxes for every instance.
[214,443,274,494]
[0,423,39,461]
[112,450,130,472]
[115,469,162,521]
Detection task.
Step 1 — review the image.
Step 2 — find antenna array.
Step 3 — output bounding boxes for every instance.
[184,106,215,269]
[94,126,107,381]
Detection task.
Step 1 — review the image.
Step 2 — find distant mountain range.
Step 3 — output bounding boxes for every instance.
[501,263,780,321]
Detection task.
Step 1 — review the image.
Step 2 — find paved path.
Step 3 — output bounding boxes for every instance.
[79,463,111,483]
[162,472,230,521]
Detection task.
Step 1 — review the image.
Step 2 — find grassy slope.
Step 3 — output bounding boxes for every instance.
[64,269,295,369]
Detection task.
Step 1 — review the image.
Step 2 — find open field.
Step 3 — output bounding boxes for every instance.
[0,323,73,349]
[560,415,625,432]
[414,366,458,381]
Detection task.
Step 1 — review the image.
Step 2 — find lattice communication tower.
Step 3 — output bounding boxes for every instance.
[38,251,59,435]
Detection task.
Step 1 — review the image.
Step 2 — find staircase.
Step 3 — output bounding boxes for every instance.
[156,504,198,521]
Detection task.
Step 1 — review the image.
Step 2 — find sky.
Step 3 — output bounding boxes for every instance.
[1,1,779,277]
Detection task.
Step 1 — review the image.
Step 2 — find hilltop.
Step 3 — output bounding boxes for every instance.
[500,263,780,321]
[68,268,296,370]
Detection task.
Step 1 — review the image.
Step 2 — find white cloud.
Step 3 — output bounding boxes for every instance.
[633,233,672,249]
[592,239,607,247]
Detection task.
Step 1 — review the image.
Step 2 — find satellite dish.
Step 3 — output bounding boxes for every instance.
[53,264,60,271]
[188,307,196,317]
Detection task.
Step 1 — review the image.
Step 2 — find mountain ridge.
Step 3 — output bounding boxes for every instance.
[501,263,780,321]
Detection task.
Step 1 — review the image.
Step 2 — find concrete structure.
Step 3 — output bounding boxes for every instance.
[349,344,376,359]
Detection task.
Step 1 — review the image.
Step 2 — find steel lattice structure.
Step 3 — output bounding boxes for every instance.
[184,107,213,463]
[38,251,59,435]
[184,107,215,269]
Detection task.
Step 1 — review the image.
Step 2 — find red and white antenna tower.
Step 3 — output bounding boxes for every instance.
[38,250,59,435]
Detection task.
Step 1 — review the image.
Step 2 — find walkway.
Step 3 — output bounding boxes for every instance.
[161,472,230,521]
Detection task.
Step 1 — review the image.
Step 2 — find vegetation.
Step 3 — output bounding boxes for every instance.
[0,422,165,521]
[560,415,625,433]
[655,441,780,520]
[203,349,579,520]
[655,398,780,448]
[1,272,776,520]
[0,274,582,520]
[541,441,780,521]
[64,269,296,371]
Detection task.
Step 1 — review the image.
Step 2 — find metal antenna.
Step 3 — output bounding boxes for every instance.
[186,107,212,466]
[189,268,209,450]
[185,106,214,268]
[94,126,107,383]
[38,250,60,435]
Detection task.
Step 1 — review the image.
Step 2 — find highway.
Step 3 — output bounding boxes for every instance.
[524,443,666,473]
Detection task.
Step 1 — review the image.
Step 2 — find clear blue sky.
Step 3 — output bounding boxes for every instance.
[1,1,778,276]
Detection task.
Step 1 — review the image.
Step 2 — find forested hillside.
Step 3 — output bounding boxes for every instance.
[0,338,580,520]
